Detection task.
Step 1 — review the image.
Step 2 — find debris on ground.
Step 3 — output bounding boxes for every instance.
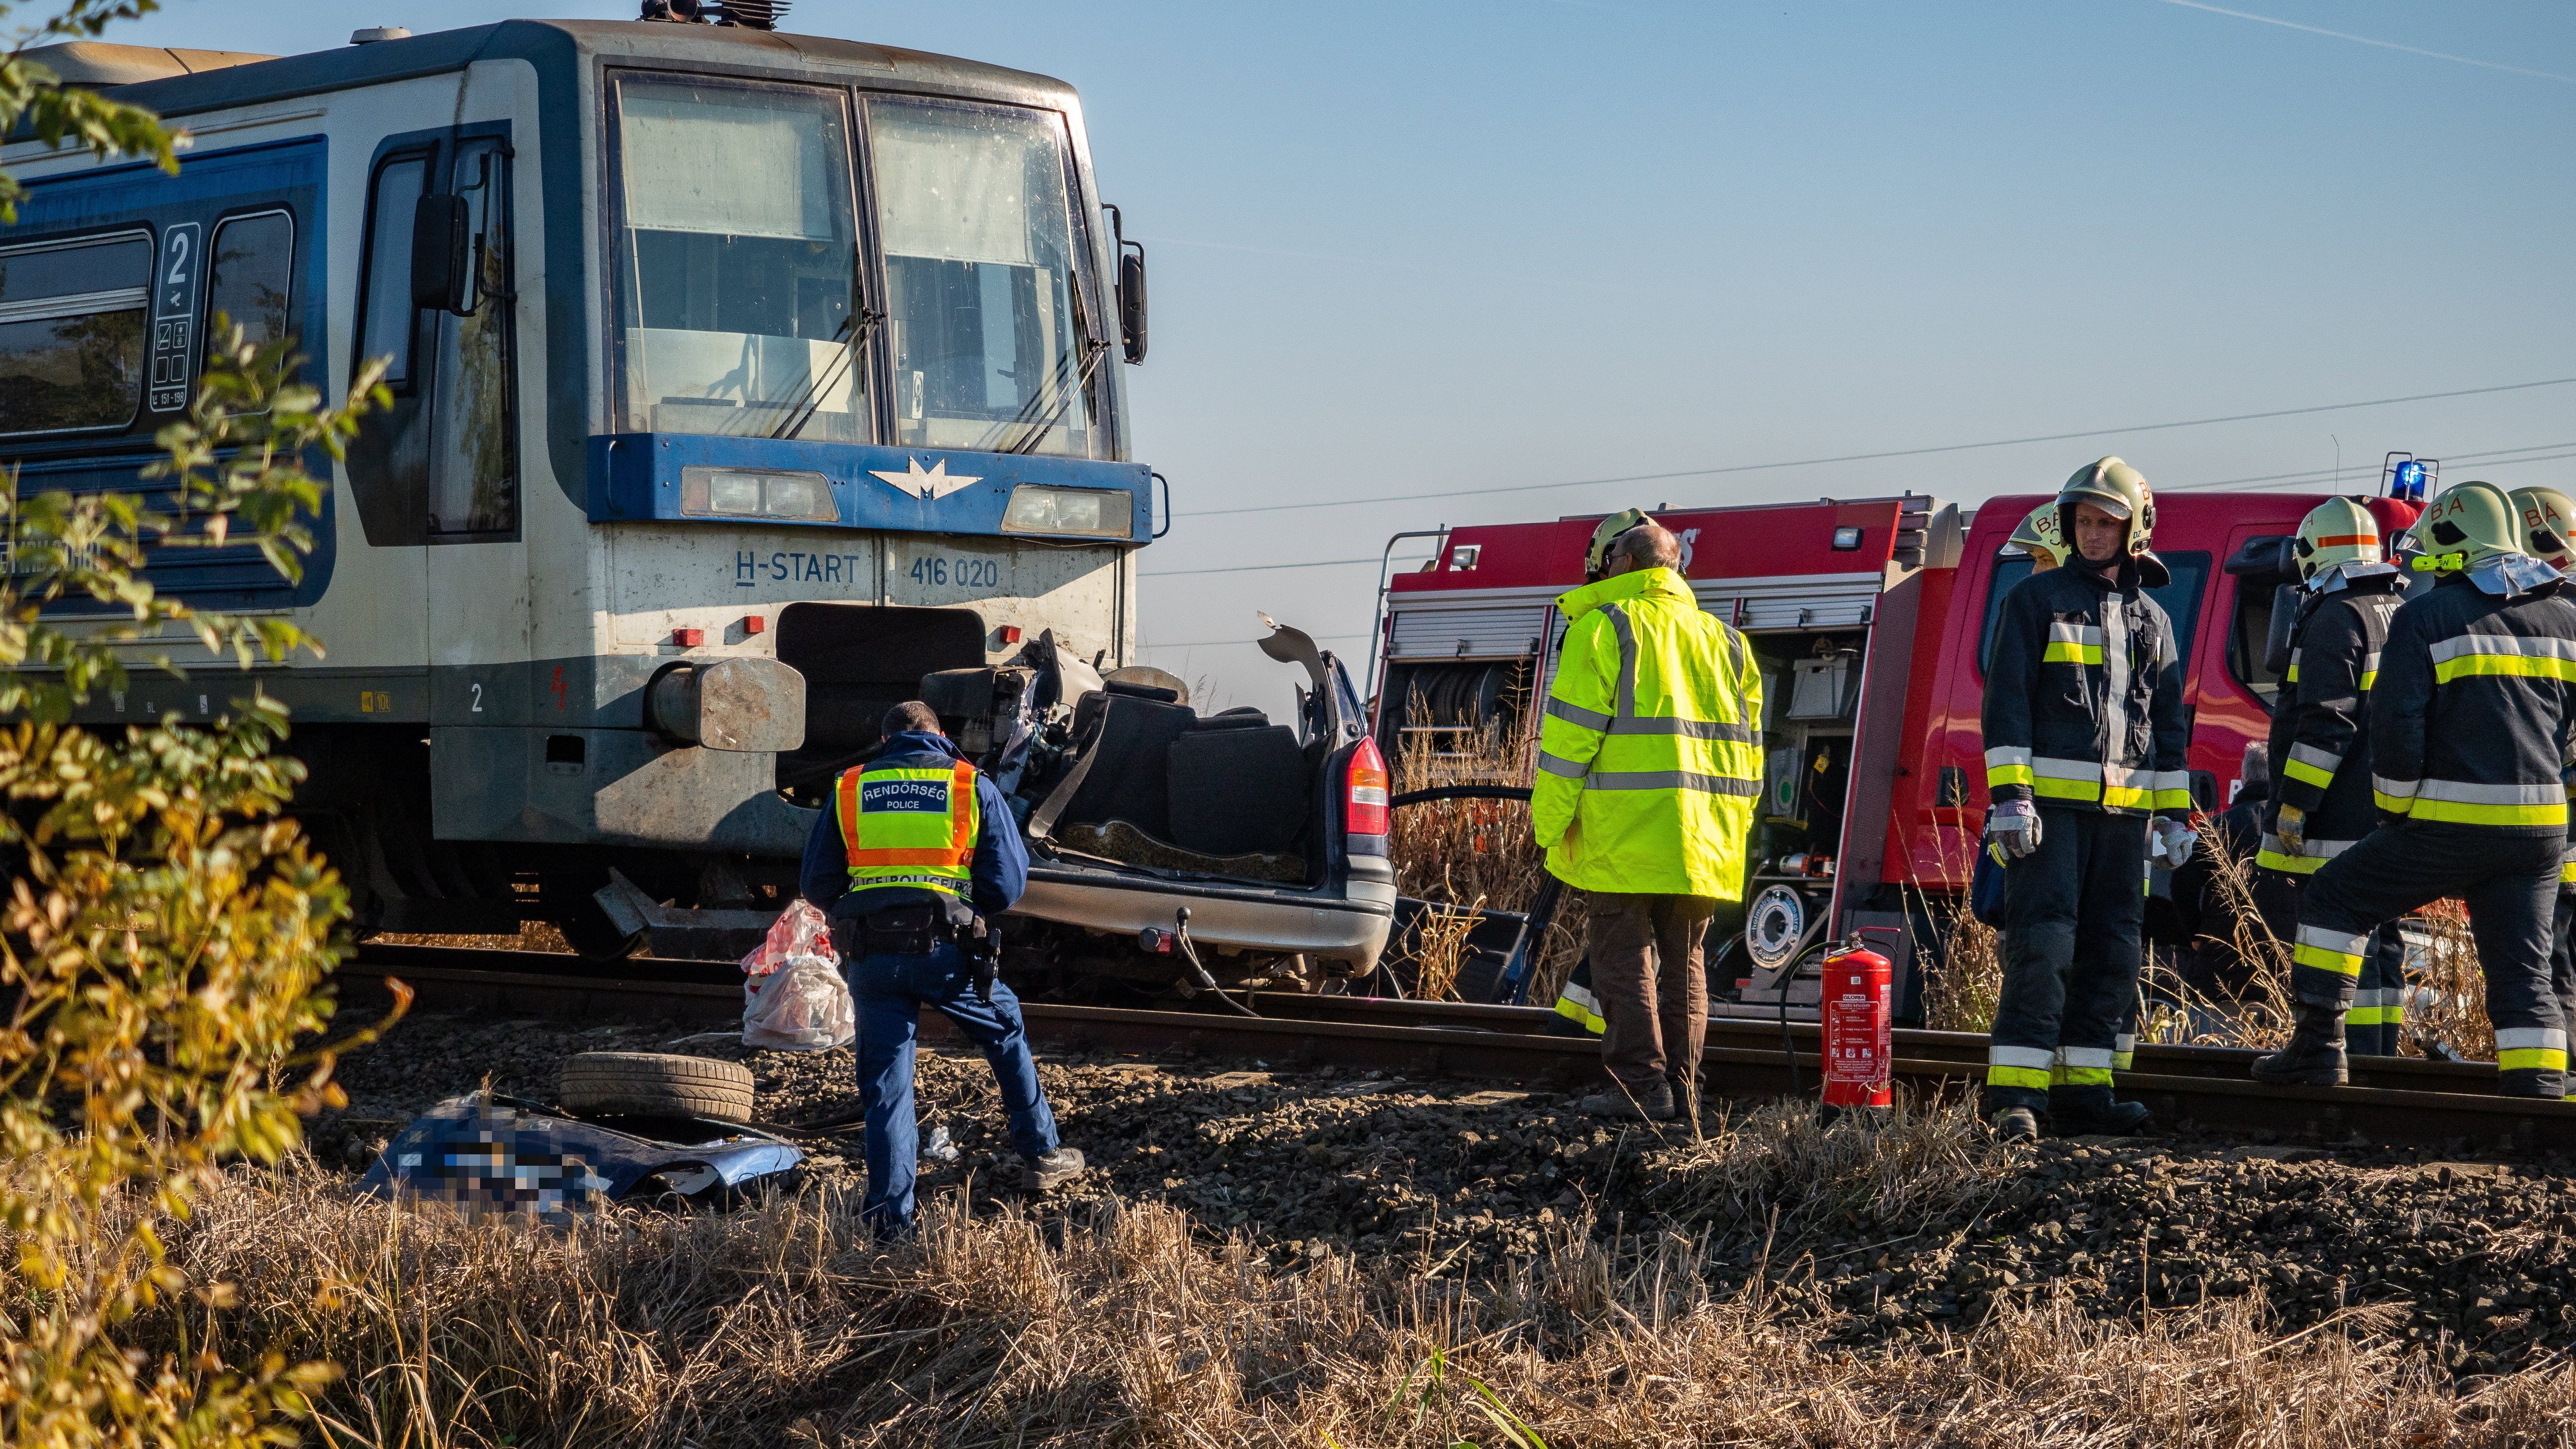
[353,1092,803,1221]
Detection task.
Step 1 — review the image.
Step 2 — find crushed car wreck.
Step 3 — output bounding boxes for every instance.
[913,618,1398,998]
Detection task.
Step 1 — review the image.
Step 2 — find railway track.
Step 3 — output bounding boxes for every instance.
[344,943,2576,1152]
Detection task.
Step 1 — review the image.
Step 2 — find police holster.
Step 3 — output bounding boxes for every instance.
[835,901,1004,1001]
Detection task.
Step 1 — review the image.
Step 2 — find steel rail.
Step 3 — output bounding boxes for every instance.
[341,945,2576,1151]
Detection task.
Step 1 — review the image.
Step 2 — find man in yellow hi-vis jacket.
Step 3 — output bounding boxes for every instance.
[1534,513,1764,1120]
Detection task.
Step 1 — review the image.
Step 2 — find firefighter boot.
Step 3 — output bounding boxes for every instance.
[2046,1085,2153,1137]
[1986,1104,2040,1144]
[2250,1000,2348,1086]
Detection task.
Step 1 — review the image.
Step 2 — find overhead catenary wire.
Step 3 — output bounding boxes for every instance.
[1136,440,2576,581]
[1138,631,1371,649]
[1175,375,2576,520]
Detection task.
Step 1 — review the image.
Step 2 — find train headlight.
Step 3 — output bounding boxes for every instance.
[679,467,838,523]
[1001,483,1128,538]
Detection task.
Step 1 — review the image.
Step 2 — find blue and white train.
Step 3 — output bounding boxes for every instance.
[6,17,1162,951]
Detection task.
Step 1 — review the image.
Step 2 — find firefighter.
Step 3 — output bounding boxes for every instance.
[801,700,1085,1234]
[2509,485,2576,1055]
[2256,498,2410,1055]
[2011,502,2067,571]
[1535,510,1764,1121]
[2255,482,2576,1096]
[1979,459,2193,1142]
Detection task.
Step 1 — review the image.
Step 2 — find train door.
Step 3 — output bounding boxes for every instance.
[418,130,529,768]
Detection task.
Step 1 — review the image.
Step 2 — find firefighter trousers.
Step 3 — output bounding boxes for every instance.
[2255,869,2408,1056]
[1986,807,2145,1114]
[2295,822,2563,1096]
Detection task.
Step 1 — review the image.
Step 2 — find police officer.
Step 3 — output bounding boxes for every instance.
[1535,510,1764,1121]
[2256,499,2410,1055]
[2256,482,2576,1096]
[801,700,1084,1233]
[1980,459,2194,1141]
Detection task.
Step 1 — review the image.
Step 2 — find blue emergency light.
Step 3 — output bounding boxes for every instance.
[2392,460,2429,503]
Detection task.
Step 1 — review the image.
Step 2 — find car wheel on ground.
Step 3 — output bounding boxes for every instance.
[558,1051,755,1124]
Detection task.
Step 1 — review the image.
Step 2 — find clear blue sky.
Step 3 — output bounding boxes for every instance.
[118,1,2576,714]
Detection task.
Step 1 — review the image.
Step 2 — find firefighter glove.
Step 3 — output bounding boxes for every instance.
[2274,803,2307,853]
[2150,818,2199,868]
[1984,800,2042,861]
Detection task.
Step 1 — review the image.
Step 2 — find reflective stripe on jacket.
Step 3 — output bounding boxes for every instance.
[1532,566,1763,898]
[1979,557,2191,818]
[837,757,980,900]
[2368,573,2576,835]
[2258,576,2404,874]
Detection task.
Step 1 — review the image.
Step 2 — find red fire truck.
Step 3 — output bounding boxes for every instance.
[1369,486,2420,1020]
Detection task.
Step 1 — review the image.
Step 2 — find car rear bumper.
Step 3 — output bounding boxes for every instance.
[1010,856,1397,971]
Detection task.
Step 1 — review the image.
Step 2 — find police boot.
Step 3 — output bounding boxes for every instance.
[2250,1000,2347,1086]
[2046,1084,2153,1137]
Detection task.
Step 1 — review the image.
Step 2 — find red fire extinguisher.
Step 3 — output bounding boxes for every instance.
[1821,935,1895,1113]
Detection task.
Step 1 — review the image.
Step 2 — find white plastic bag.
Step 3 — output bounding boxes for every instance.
[741,900,854,1049]
[743,954,857,1049]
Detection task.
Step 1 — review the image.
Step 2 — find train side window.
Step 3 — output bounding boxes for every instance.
[355,153,429,389]
[0,230,152,436]
[427,137,515,538]
[205,210,295,351]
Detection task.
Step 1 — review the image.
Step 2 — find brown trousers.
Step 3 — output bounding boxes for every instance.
[1586,890,1719,1092]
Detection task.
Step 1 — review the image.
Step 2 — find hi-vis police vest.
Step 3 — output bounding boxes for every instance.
[838,758,980,902]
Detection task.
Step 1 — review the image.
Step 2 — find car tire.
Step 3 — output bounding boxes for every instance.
[558,1052,755,1124]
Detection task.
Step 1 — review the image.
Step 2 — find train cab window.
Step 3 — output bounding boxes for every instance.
[206,211,293,349]
[869,98,1096,458]
[428,136,515,537]
[356,154,429,388]
[614,77,863,442]
[1978,549,2211,675]
[0,231,151,436]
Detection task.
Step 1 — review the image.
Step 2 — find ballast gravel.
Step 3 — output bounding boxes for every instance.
[322,1003,2576,1375]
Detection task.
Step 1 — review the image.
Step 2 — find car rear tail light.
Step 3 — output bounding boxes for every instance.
[1346,737,1389,836]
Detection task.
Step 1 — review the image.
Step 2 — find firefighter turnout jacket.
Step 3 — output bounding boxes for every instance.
[2363,571,2576,834]
[2259,569,2407,873]
[1981,557,2191,818]
[1534,565,1764,899]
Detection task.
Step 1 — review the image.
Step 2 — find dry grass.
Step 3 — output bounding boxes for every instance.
[109,1153,2576,1448]
[1912,824,2005,1035]
[1385,725,1588,1003]
[2412,898,2499,1063]
[1639,1092,2005,1263]
[2142,829,2298,1052]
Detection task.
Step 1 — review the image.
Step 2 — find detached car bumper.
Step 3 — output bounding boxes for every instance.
[1011,855,1397,971]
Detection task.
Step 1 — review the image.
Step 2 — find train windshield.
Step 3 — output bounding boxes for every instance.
[868,98,1098,458]
[613,77,864,441]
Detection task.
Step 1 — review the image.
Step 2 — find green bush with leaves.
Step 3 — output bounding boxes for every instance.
[0,3,398,1442]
